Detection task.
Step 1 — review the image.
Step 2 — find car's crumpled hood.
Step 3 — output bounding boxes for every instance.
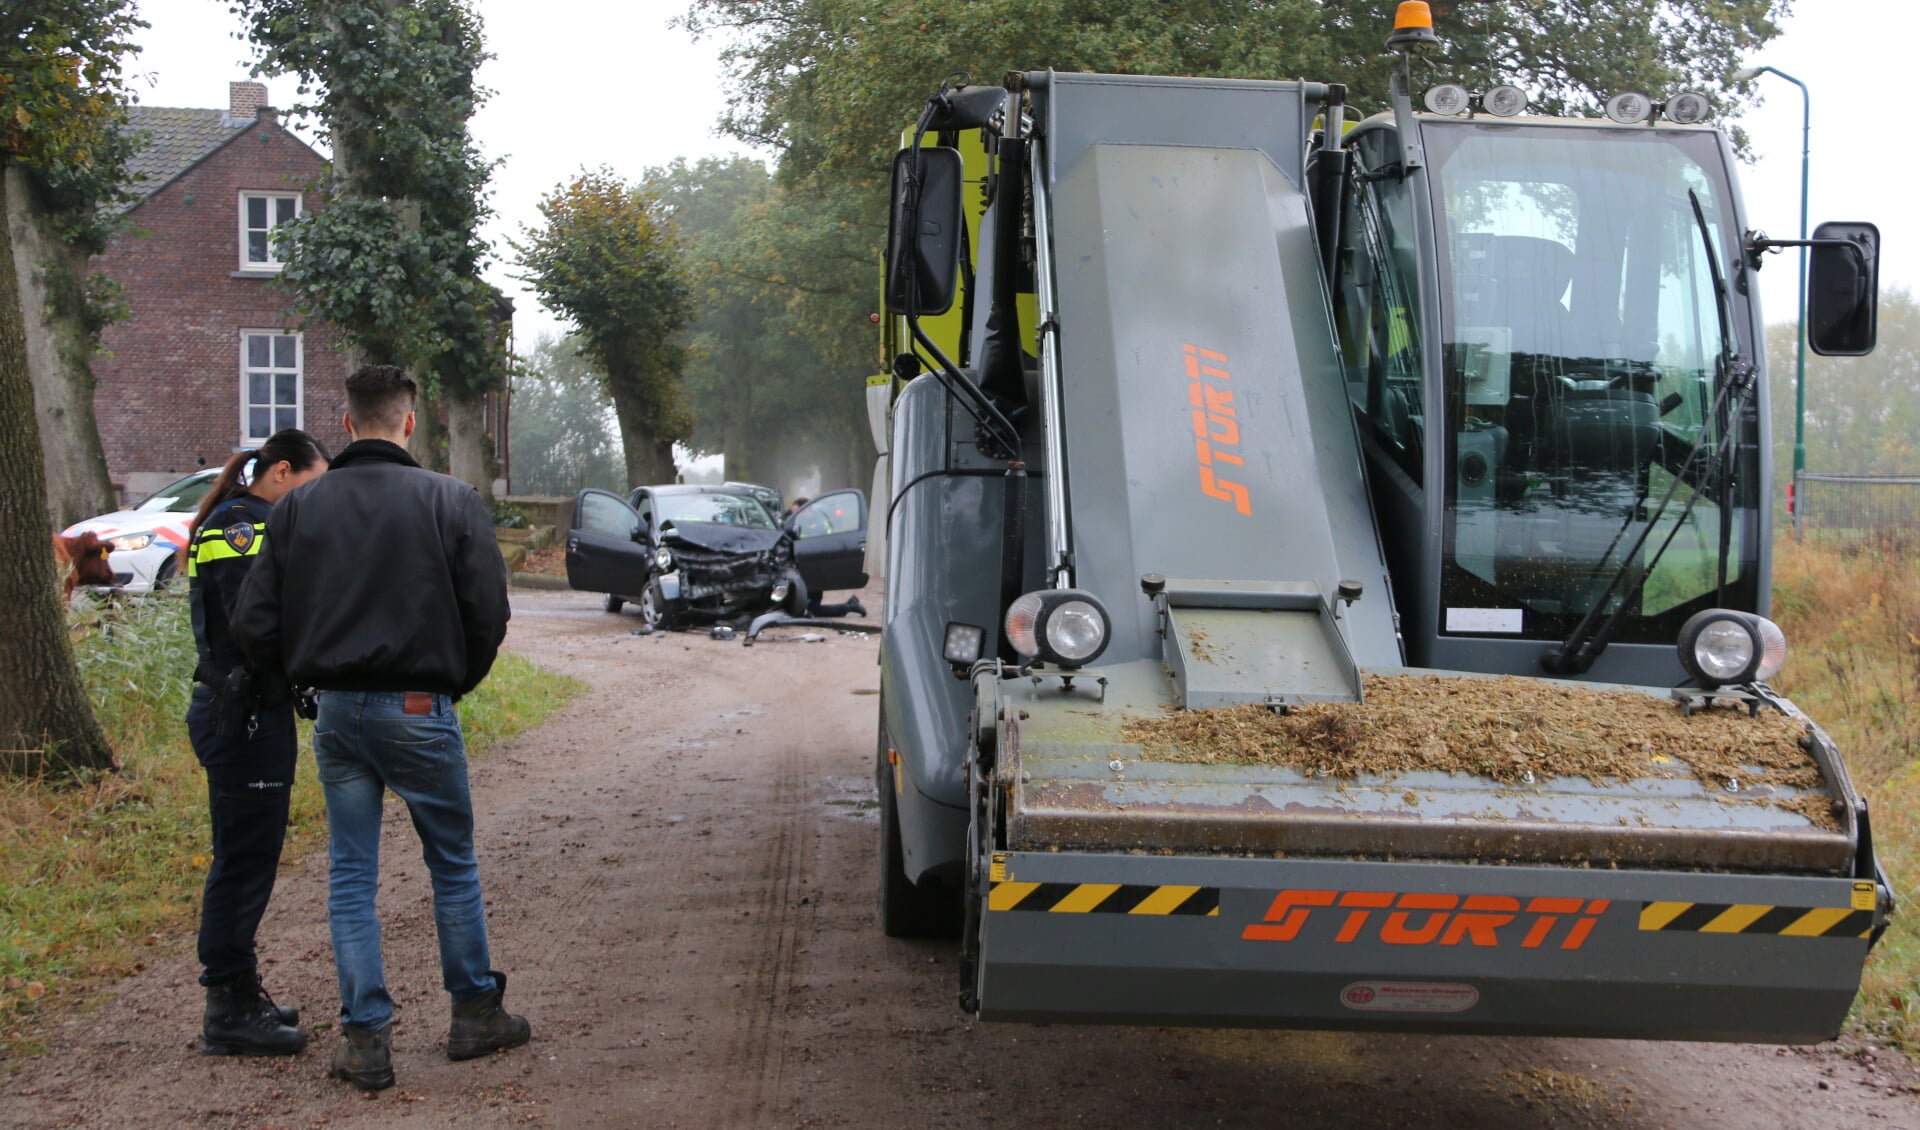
[660,520,783,555]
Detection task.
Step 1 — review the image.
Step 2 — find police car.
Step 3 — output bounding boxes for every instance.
[59,468,217,593]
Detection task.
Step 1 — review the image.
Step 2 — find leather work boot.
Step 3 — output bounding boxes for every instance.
[329,1024,395,1091]
[846,595,867,617]
[258,975,298,1027]
[446,970,532,1061]
[201,972,307,1056]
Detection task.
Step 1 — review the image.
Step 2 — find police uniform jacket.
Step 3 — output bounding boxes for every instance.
[230,439,509,700]
[189,494,272,676]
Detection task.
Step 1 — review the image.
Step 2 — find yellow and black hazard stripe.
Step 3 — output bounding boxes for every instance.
[1639,896,1874,939]
[988,880,1220,916]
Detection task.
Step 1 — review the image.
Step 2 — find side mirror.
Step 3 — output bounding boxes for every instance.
[884,146,964,316]
[1806,221,1879,356]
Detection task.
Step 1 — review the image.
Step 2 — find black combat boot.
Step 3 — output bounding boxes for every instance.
[330,1023,395,1091]
[257,975,298,1026]
[446,970,532,1061]
[202,972,307,1056]
[846,595,867,617]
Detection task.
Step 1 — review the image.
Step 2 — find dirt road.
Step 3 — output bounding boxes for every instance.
[4,588,1917,1129]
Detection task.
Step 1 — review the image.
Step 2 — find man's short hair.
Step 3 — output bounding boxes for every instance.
[345,365,417,434]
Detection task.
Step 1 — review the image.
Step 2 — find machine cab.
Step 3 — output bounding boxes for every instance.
[1330,104,1844,683]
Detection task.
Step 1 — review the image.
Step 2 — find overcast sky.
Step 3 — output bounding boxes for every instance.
[126,0,1907,348]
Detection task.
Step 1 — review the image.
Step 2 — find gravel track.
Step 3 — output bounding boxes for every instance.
[2,587,1915,1129]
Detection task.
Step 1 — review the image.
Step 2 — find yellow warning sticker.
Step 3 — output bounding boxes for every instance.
[1853,881,1878,912]
[990,853,1009,884]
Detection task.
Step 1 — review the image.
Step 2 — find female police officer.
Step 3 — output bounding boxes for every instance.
[184,428,328,1055]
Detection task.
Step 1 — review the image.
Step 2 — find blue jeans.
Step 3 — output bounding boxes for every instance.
[313,691,495,1030]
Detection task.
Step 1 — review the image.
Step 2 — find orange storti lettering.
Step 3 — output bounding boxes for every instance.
[1183,343,1251,516]
[1241,888,1611,950]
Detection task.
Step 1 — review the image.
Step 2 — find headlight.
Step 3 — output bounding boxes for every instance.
[1677,609,1787,689]
[771,579,790,602]
[107,532,154,552]
[1003,588,1112,669]
[653,546,674,570]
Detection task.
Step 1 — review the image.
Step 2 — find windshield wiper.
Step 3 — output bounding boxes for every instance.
[1542,190,1755,676]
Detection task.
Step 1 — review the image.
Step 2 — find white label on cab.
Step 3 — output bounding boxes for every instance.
[1446,607,1523,634]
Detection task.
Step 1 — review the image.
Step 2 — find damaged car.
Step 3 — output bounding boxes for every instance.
[564,484,868,631]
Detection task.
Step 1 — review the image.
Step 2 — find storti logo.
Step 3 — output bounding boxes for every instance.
[1242,889,1612,950]
[1184,343,1250,516]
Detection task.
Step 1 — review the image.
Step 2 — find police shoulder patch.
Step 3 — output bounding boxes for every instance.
[223,522,256,552]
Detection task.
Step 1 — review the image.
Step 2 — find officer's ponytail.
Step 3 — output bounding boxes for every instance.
[182,429,330,564]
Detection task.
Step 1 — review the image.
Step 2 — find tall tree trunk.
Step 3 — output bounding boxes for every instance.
[4,165,115,528]
[413,378,450,472]
[609,386,659,491]
[653,437,677,485]
[0,164,115,777]
[446,392,495,503]
[721,414,754,484]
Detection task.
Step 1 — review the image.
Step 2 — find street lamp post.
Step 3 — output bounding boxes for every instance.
[1735,63,1810,538]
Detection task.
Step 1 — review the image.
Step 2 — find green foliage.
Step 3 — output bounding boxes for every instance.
[233,0,506,398]
[684,0,1789,188]
[0,0,146,252]
[490,499,528,528]
[652,156,857,482]
[511,333,627,495]
[1768,287,1920,481]
[516,168,694,465]
[0,593,582,1054]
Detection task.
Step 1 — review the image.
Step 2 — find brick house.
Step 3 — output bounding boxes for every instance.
[93,81,351,501]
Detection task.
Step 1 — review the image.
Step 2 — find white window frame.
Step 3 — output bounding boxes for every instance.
[239,330,304,445]
[238,191,302,271]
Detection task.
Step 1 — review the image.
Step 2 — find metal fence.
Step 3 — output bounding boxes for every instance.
[1794,473,1920,544]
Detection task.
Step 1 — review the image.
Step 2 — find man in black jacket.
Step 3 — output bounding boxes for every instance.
[233,365,528,1092]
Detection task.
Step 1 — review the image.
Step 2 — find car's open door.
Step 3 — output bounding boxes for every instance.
[790,489,869,595]
[565,489,652,598]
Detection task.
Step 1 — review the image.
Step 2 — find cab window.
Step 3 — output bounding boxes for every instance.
[1334,128,1424,482]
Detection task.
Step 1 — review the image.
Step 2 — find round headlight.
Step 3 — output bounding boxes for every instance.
[1694,619,1756,681]
[1482,84,1528,117]
[653,546,674,570]
[771,579,790,603]
[1424,84,1470,116]
[1664,91,1711,125]
[1044,600,1108,664]
[1606,91,1653,125]
[1676,609,1786,689]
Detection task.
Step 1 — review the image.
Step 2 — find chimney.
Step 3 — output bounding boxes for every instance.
[226,81,269,125]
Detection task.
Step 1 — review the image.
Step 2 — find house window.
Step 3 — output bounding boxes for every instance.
[241,331,302,444]
[239,192,300,270]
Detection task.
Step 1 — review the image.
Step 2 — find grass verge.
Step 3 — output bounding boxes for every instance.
[0,594,582,1058]
[1770,536,1920,1049]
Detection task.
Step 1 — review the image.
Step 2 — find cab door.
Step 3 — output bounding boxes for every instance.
[789,489,869,594]
[565,489,652,598]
